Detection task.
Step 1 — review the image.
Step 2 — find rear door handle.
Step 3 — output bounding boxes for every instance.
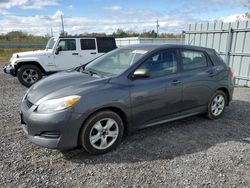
[208,73,215,77]
[207,69,216,77]
[72,53,78,55]
[171,80,181,85]
[91,52,97,54]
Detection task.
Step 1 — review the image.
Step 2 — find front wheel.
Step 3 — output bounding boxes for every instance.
[207,90,227,119]
[17,65,42,87]
[80,110,124,154]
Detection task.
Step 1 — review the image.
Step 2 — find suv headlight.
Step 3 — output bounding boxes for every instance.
[37,95,81,113]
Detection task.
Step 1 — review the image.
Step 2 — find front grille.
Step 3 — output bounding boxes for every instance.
[26,99,33,108]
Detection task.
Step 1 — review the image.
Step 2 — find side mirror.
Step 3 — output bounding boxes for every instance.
[132,68,150,79]
[55,46,62,55]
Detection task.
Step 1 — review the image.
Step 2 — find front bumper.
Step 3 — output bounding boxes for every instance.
[3,64,16,76]
[20,97,86,150]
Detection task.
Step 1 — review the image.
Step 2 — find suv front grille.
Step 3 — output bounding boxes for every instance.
[26,99,33,108]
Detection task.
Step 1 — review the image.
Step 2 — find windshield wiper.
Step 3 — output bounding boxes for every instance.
[81,70,91,75]
[89,69,104,77]
[82,68,104,78]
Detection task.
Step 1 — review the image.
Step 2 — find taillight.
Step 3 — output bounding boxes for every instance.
[228,67,234,77]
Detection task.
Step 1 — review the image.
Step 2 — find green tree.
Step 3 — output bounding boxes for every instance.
[5,31,27,41]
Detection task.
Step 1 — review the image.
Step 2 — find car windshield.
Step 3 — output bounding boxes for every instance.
[45,38,57,50]
[85,48,148,76]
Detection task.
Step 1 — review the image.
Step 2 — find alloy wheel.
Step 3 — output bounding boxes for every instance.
[22,69,39,84]
[211,94,225,116]
[89,118,119,150]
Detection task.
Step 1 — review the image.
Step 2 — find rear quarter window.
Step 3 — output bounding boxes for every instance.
[214,51,227,65]
[97,38,117,53]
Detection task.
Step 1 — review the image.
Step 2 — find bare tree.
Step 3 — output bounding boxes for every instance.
[245,12,250,19]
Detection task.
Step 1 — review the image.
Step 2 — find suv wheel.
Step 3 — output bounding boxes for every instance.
[80,110,124,154]
[17,65,42,87]
[207,90,227,119]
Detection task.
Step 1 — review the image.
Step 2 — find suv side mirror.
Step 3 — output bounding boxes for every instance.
[132,68,150,79]
[55,46,62,55]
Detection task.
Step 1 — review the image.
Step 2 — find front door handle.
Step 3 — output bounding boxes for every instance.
[72,53,79,55]
[91,52,97,55]
[171,80,181,85]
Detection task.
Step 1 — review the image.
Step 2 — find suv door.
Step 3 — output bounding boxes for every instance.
[79,38,99,64]
[54,38,80,70]
[179,49,216,111]
[129,49,182,129]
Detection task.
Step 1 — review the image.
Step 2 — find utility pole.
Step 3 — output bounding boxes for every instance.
[51,28,53,37]
[181,30,185,44]
[61,13,65,36]
[156,19,160,38]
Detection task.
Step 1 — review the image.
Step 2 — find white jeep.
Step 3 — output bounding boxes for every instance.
[3,36,117,87]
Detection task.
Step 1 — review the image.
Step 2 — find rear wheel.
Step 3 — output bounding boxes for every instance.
[207,90,227,119]
[17,65,42,87]
[80,110,124,154]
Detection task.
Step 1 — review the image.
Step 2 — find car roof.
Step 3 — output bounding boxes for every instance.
[59,36,115,39]
[120,44,215,52]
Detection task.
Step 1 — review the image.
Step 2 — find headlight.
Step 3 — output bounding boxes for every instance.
[36,95,81,113]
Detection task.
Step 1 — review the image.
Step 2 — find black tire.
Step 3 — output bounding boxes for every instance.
[207,90,227,120]
[17,65,42,87]
[80,110,124,154]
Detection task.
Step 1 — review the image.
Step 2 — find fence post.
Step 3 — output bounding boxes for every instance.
[225,27,233,65]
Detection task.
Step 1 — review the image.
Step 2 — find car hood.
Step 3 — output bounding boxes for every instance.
[15,49,52,58]
[26,70,110,105]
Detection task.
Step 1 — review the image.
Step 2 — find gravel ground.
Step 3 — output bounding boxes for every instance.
[0,62,250,187]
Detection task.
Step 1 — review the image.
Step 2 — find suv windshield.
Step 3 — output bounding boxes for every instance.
[45,38,57,50]
[85,48,147,76]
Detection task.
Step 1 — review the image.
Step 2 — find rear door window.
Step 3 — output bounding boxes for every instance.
[181,50,208,71]
[80,39,96,50]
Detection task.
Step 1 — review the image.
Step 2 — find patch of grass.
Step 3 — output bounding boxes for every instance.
[0,47,43,62]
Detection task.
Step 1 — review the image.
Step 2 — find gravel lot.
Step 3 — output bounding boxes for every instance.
[0,62,250,187]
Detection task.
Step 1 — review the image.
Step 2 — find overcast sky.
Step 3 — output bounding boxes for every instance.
[0,0,249,36]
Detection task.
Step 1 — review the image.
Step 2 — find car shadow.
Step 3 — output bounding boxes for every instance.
[61,100,250,164]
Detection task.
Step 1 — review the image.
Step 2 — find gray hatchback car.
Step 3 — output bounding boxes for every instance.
[20,44,234,154]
